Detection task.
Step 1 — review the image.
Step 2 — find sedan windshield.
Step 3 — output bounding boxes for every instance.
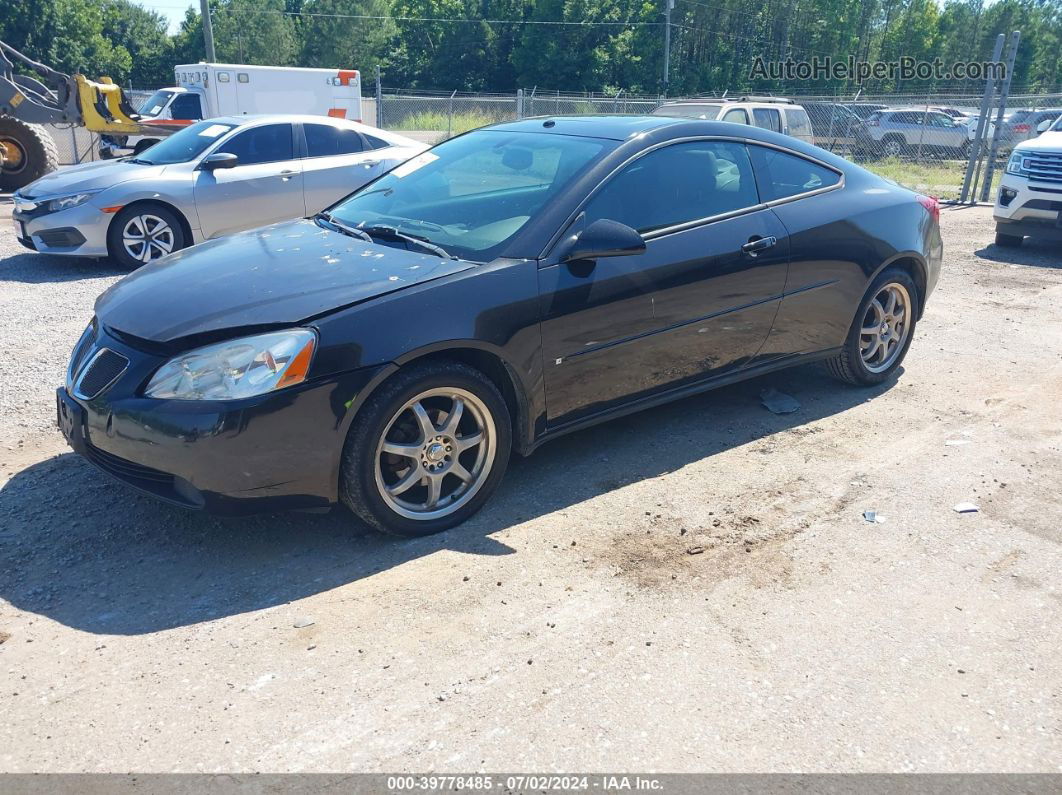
[327,130,611,262]
[134,120,239,165]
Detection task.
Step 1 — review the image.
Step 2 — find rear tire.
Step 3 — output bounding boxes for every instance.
[825,267,919,386]
[340,360,512,537]
[994,231,1022,247]
[106,203,187,270]
[0,117,59,190]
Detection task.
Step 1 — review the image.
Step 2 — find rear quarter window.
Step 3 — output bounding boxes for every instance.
[784,109,813,138]
[749,145,840,202]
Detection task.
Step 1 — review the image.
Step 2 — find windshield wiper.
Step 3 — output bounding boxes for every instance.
[314,212,372,242]
[357,225,455,260]
[127,157,154,165]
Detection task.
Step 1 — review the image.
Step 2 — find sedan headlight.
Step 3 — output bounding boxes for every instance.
[1005,151,1028,177]
[48,192,99,212]
[144,329,317,400]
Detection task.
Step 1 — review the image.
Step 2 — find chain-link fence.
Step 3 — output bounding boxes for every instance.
[36,82,1060,203]
[374,85,1062,201]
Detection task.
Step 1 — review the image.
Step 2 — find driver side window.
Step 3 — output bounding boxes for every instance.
[216,124,294,166]
[581,141,760,234]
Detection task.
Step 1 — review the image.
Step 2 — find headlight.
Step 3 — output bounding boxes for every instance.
[144,329,317,400]
[1005,151,1027,177]
[48,192,99,212]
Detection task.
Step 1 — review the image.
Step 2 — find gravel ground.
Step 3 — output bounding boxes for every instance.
[1,201,1061,773]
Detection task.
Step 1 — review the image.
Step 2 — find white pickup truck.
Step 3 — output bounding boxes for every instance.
[993,116,1062,247]
[106,63,363,156]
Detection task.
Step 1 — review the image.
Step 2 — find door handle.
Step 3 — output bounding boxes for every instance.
[360,160,381,168]
[279,169,296,180]
[741,235,777,256]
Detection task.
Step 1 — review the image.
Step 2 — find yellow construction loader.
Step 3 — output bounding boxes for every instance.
[1,40,177,190]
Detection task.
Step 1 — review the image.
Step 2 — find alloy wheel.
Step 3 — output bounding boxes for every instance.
[883,139,904,157]
[859,282,911,373]
[374,387,496,521]
[122,213,175,263]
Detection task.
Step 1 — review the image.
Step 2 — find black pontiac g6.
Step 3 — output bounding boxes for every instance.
[57,116,943,535]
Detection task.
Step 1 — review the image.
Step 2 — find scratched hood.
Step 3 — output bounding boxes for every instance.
[95,218,476,344]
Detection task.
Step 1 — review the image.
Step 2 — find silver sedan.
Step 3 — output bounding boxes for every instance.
[11,115,427,268]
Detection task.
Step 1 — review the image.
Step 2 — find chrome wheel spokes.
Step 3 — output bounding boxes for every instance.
[374,388,496,520]
[859,282,911,373]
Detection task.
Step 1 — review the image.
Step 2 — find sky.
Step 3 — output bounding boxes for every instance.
[136,0,195,34]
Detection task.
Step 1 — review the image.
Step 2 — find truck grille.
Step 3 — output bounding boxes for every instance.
[75,349,129,399]
[1022,151,1062,184]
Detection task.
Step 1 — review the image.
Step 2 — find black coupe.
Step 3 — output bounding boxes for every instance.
[58,115,943,535]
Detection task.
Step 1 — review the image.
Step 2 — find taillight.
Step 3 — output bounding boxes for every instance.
[1014,123,1030,133]
[917,195,940,223]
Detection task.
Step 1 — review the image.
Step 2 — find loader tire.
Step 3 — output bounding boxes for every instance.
[0,117,60,191]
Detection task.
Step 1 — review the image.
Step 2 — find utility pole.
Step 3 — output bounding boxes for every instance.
[980,30,1020,203]
[200,0,216,62]
[663,0,673,96]
[959,33,1004,204]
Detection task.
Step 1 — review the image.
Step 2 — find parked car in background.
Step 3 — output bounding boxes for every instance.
[993,116,1062,247]
[855,108,969,158]
[997,108,1062,149]
[55,115,941,535]
[12,115,425,268]
[799,102,867,150]
[845,103,888,120]
[654,97,814,144]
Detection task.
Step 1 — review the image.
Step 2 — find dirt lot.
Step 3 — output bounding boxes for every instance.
[0,203,1060,773]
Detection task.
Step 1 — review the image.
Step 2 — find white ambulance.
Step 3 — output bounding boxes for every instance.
[109,63,364,156]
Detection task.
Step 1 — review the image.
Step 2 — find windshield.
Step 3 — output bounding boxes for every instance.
[133,120,239,165]
[138,89,175,118]
[327,130,611,262]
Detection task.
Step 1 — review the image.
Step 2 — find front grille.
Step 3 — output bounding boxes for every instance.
[75,348,129,399]
[1023,151,1062,184]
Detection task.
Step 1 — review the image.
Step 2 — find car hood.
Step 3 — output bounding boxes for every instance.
[21,159,169,198]
[95,218,477,344]
[1014,131,1062,151]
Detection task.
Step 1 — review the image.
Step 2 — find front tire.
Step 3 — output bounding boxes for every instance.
[340,360,512,536]
[825,268,919,386]
[994,231,1023,247]
[107,203,186,269]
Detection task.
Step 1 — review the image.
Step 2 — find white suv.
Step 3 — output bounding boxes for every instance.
[653,97,815,145]
[993,116,1062,247]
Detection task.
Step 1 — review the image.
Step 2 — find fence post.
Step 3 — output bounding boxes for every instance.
[448,89,456,138]
[960,34,1005,203]
[374,65,383,128]
[69,126,78,165]
[516,88,524,120]
[980,30,1021,203]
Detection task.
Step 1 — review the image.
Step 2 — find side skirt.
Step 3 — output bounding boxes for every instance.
[526,347,842,454]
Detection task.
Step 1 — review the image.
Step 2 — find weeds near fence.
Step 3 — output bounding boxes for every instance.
[394,110,498,134]
[859,157,1001,201]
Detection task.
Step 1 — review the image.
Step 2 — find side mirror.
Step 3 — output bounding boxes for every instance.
[1036,119,1052,135]
[560,218,646,263]
[201,152,238,171]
